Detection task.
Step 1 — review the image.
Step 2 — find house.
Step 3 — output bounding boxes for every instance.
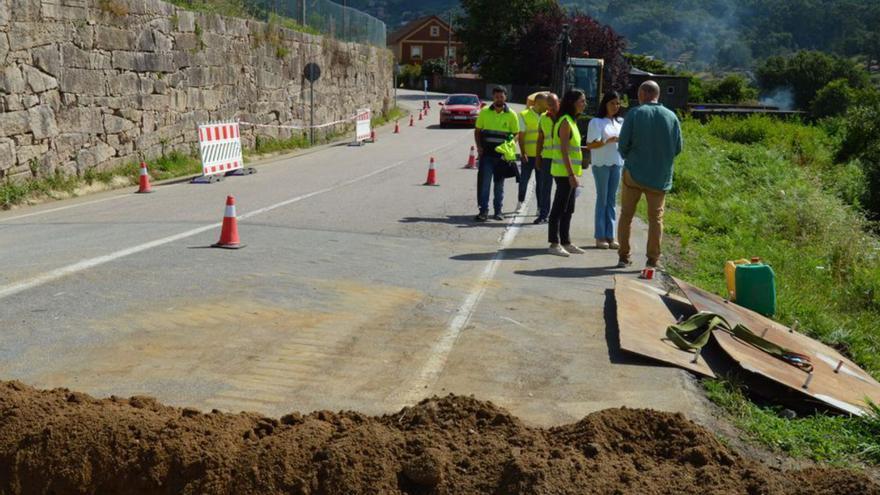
[627,68,690,111]
[387,15,464,68]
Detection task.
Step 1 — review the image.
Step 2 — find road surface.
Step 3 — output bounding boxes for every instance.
[0,90,702,425]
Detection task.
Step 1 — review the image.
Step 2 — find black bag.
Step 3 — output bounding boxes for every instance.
[494,160,520,182]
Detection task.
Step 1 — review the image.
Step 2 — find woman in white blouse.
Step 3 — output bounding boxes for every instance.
[585,91,624,249]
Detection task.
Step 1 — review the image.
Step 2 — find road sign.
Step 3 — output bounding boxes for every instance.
[304,63,321,83]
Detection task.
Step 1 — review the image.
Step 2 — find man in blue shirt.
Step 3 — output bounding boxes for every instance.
[616,81,683,269]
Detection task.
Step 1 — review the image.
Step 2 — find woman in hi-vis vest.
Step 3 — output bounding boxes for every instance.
[547,90,587,257]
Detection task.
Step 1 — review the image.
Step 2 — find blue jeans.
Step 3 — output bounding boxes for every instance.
[592,165,622,240]
[535,158,553,219]
[477,155,505,214]
[518,157,535,203]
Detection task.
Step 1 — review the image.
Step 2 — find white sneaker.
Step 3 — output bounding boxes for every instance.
[608,239,620,249]
[549,244,570,257]
[564,244,586,254]
[595,240,610,249]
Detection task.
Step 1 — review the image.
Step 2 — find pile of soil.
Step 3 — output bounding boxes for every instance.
[0,380,876,494]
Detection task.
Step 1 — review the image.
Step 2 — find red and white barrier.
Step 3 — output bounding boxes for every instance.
[354,108,371,145]
[197,122,243,180]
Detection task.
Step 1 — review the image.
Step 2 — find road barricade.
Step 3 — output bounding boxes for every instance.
[350,108,372,146]
[192,122,255,184]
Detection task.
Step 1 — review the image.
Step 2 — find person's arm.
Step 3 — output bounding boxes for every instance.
[513,113,525,160]
[673,117,683,157]
[584,119,607,150]
[618,114,634,160]
[535,127,545,170]
[559,120,579,188]
[474,112,484,157]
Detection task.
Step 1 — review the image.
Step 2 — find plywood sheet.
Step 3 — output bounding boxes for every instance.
[673,277,880,415]
[614,276,716,378]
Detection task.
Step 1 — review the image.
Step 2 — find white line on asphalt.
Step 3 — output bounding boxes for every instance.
[0,142,456,301]
[0,194,131,223]
[400,183,535,404]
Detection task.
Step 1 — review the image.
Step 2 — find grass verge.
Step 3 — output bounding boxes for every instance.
[1,108,404,210]
[663,116,880,465]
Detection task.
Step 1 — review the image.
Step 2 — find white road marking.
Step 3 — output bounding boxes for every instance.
[0,194,131,223]
[0,142,456,301]
[399,183,534,404]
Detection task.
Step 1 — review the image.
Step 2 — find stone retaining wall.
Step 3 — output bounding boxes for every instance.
[0,0,392,180]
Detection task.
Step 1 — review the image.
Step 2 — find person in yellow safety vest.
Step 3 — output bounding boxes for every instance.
[534,92,559,224]
[474,86,522,222]
[548,89,588,257]
[516,93,548,215]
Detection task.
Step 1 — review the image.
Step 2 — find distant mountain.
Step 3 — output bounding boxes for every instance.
[349,0,880,71]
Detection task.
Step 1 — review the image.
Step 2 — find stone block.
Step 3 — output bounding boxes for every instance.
[0,138,17,172]
[38,89,62,111]
[0,65,25,94]
[54,132,85,159]
[10,0,40,21]
[59,68,106,96]
[135,29,156,52]
[22,64,59,93]
[57,107,103,134]
[29,105,59,140]
[9,22,70,51]
[0,110,29,137]
[0,33,9,64]
[75,141,115,169]
[61,44,111,70]
[176,11,195,33]
[112,51,175,73]
[41,2,89,21]
[108,72,140,96]
[95,26,134,51]
[0,0,8,26]
[17,143,49,168]
[32,45,62,76]
[103,114,134,134]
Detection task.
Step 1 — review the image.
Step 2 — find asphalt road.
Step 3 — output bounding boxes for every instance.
[0,89,702,425]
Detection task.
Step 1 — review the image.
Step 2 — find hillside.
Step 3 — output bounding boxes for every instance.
[350,0,880,71]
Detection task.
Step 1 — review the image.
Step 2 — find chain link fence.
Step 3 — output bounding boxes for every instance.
[256,0,386,47]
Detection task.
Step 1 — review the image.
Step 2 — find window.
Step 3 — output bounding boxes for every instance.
[445,46,456,58]
[667,86,676,95]
[430,25,440,37]
[410,45,422,60]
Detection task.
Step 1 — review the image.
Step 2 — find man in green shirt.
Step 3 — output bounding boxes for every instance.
[616,80,683,269]
[474,86,522,222]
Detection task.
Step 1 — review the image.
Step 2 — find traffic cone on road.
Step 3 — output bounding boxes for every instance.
[136,162,153,193]
[212,195,245,249]
[370,129,377,142]
[409,115,414,127]
[465,146,477,169]
[418,110,423,121]
[394,120,400,133]
[423,157,438,186]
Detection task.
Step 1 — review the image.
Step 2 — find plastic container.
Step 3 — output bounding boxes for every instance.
[724,259,750,300]
[735,261,777,316]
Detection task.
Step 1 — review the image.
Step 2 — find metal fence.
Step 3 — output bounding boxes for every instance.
[259,0,386,47]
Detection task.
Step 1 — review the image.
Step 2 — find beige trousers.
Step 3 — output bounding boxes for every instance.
[617,170,666,263]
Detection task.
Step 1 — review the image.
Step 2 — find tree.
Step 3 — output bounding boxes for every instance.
[703,75,758,104]
[566,12,630,93]
[756,51,870,111]
[455,0,561,81]
[811,79,857,119]
[625,53,677,75]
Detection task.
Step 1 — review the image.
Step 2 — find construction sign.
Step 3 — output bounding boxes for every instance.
[198,122,243,177]
[355,109,371,144]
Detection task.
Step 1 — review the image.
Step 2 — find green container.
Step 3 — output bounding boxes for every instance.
[735,262,777,316]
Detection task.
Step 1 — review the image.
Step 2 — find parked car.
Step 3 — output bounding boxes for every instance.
[438,94,483,127]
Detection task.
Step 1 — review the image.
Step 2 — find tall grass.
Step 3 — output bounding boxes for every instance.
[666,115,880,464]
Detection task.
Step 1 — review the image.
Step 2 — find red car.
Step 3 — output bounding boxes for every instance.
[438,94,484,127]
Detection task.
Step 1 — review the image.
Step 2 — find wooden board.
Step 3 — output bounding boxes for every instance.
[614,276,716,378]
[673,277,880,416]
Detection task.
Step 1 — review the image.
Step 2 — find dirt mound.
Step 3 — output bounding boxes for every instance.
[0,381,876,494]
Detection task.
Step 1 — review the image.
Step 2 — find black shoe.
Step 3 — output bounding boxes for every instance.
[533,217,547,225]
[491,213,505,221]
[616,258,633,268]
[474,212,488,222]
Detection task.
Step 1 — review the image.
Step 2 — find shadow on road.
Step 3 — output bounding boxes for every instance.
[514,266,638,279]
[450,248,549,261]
[425,124,474,131]
[399,215,510,228]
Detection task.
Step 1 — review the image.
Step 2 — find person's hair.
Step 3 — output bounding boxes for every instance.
[492,86,507,95]
[534,93,547,103]
[639,80,660,98]
[597,91,622,121]
[558,90,585,122]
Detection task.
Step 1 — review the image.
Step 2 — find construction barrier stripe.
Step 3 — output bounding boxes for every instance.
[198,121,244,177]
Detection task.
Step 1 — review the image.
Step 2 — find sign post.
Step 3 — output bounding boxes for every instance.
[304,62,322,145]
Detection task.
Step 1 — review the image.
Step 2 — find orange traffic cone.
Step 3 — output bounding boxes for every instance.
[466,146,477,169]
[370,129,377,142]
[394,120,400,133]
[418,110,423,121]
[136,162,153,193]
[423,157,438,186]
[409,115,414,127]
[212,195,245,249]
